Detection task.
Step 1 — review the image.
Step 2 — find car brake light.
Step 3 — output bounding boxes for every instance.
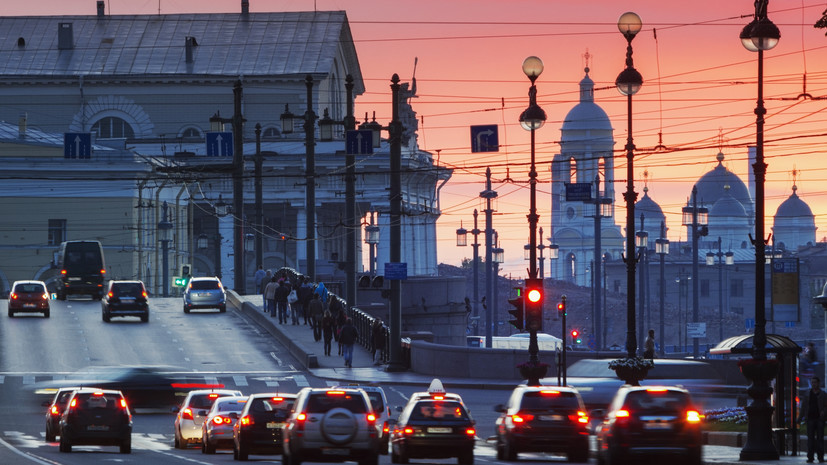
[69,398,77,409]
[213,415,229,425]
[686,410,702,423]
[646,387,668,393]
[367,413,376,423]
[182,408,193,420]
[141,291,148,298]
[383,423,390,433]
[41,293,49,300]
[432,395,445,400]
[101,269,106,274]
[615,409,630,418]
[296,412,307,431]
[465,428,476,436]
[512,413,533,423]
[272,397,284,402]
[208,394,220,399]
[50,405,60,415]
[10,293,17,300]
[61,269,67,275]
[120,399,128,409]
[539,390,560,395]
[93,391,105,396]
[326,390,345,396]
[403,427,414,435]
[569,411,589,424]
[240,415,253,426]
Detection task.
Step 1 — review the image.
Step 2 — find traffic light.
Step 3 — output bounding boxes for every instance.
[557,299,566,316]
[571,329,581,345]
[174,264,192,287]
[524,278,544,332]
[507,288,524,331]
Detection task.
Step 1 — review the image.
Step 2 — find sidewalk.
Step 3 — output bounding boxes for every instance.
[232,294,805,465]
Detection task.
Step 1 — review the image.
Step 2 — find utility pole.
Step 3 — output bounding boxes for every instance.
[254,123,263,271]
[304,75,317,282]
[232,80,245,293]
[344,75,357,309]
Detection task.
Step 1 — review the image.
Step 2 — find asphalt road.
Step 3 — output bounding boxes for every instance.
[0,297,557,465]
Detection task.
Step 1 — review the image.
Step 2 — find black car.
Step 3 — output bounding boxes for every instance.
[494,386,589,462]
[233,393,297,460]
[44,387,81,442]
[594,385,703,465]
[391,397,475,465]
[102,280,149,322]
[58,388,133,453]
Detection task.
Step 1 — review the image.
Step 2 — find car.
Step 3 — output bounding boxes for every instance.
[101,280,149,322]
[593,385,703,465]
[58,388,133,454]
[335,384,393,454]
[233,392,298,460]
[44,387,82,442]
[174,388,244,449]
[390,392,476,465]
[8,280,50,318]
[283,387,379,465]
[184,277,226,313]
[55,240,106,300]
[202,396,247,454]
[32,365,207,409]
[407,378,463,404]
[552,358,727,409]
[494,385,589,462]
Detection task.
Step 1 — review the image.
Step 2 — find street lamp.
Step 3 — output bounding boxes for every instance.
[519,55,547,383]
[456,210,481,335]
[707,237,734,342]
[740,6,779,456]
[655,222,669,357]
[588,174,613,350]
[365,212,380,276]
[493,233,504,336]
[157,201,173,298]
[636,214,648,349]
[682,186,708,358]
[616,11,643,359]
[481,168,498,348]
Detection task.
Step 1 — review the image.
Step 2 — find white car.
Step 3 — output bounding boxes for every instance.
[201,396,247,454]
[335,384,392,454]
[173,389,242,448]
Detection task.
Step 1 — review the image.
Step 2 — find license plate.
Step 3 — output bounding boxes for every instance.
[121,297,135,302]
[87,425,110,431]
[539,415,564,421]
[68,277,81,281]
[643,422,672,430]
[23,303,36,308]
[427,427,452,433]
[198,293,212,297]
[267,422,284,429]
[322,448,348,455]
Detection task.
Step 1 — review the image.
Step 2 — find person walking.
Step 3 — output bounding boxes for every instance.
[339,317,358,368]
[334,304,347,356]
[322,310,335,356]
[261,270,273,312]
[371,319,386,365]
[273,279,290,324]
[298,277,313,325]
[254,265,265,298]
[800,376,827,463]
[643,329,656,359]
[264,276,278,318]
[307,293,325,341]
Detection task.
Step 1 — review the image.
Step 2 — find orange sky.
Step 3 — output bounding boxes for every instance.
[5,0,827,277]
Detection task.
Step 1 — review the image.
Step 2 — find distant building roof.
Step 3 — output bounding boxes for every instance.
[0,11,363,92]
[561,67,613,133]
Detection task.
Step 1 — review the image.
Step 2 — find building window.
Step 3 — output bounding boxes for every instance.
[92,116,135,139]
[48,219,66,245]
[700,279,710,298]
[730,279,744,298]
[262,127,281,139]
[180,127,202,139]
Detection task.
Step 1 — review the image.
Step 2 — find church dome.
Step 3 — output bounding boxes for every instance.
[710,185,748,218]
[560,68,613,133]
[635,187,665,225]
[775,185,813,219]
[692,151,752,221]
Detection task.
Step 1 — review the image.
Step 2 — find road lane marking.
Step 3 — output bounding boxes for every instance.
[294,374,309,387]
[22,376,34,385]
[233,375,248,386]
[0,437,55,465]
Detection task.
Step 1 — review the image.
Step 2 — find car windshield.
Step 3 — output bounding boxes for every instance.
[409,401,469,420]
[190,394,224,409]
[76,393,119,410]
[113,283,144,296]
[306,392,367,414]
[15,283,45,293]
[365,392,384,411]
[191,280,220,291]
[624,390,690,413]
[216,400,244,412]
[520,391,581,409]
[252,397,295,415]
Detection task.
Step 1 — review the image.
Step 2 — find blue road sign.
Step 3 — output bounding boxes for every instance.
[384,262,408,280]
[206,131,233,157]
[470,125,499,153]
[64,133,92,159]
[565,182,593,201]
[346,130,374,155]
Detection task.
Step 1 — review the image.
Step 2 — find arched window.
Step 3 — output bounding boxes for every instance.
[565,252,576,283]
[568,157,578,183]
[180,127,202,139]
[262,127,281,139]
[92,116,135,139]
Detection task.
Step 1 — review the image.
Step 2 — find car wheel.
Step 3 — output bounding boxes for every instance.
[204,436,215,454]
[120,438,131,454]
[237,444,248,461]
[141,313,149,323]
[503,439,517,461]
[287,452,302,465]
[596,451,606,465]
[7,309,13,317]
[569,447,589,463]
[45,426,55,442]
[607,450,623,465]
[686,449,702,465]
[495,437,505,460]
[174,434,181,449]
[59,435,71,452]
[184,306,190,314]
[219,305,226,313]
[57,292,66,301]
[103,311,110,322]
[44,310,50,318]
[391,450,400,464]
[398,447,409,465]
[359,453,379,465]
[458,450,474,465]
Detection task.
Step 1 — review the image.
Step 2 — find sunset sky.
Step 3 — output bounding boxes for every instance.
[5,0,827,277]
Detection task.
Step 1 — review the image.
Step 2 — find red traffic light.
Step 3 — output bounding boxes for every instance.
[571,329,579,338]
[527,288,542,303]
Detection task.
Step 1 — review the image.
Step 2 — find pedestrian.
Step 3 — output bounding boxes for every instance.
[334,302,347,356]
[261,269,273,312]
[298,277,313,325]
[800,376,827,463]
[371,319,385,365]
[307,293,325,341]
[643,329,656,359]
[322,310,335,356]
[274,279,290,324]
[264,276,278,317]
[287,278,300,325]
[339,317,358,368]
[254,265,265,298]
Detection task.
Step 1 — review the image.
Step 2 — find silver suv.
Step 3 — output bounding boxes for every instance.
[183,277,226,313]
[283,387,379,465]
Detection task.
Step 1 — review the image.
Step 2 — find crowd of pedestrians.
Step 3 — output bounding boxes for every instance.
[253,267,387,368]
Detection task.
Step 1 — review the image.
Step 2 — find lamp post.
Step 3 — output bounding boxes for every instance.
[739,4,779,456]
[481,168,498,348]
[635,214,648,350]
[707,237,734,342]
[655,222,669,357]
[616,12,643,358]
[158,201,173,298]
[519,55,547,372]
[365,212,379,276]
[537,228,546,279]
[209,81,245,292]
[457,209,481,335]
[493,232,504,335]
[682,186,708,358]
[675,271,691,351]
[588,174,613,350]
[254,123,263,271]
